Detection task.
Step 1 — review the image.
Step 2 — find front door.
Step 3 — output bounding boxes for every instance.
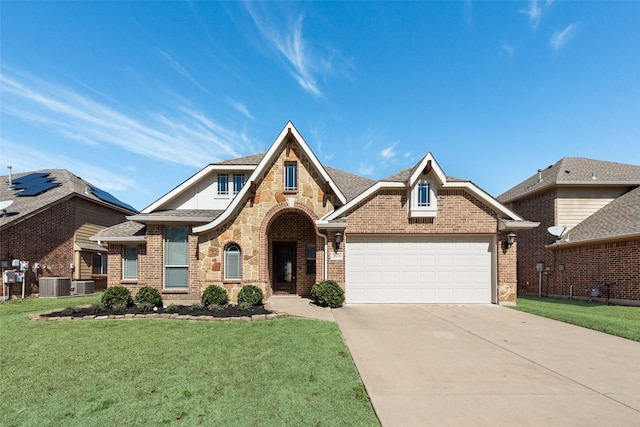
[273,242,296,294]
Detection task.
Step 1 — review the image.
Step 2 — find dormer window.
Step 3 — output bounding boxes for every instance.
[410,179,437,217]
[284,162,297,192]
[233,174,245,195]
[217,174,229,195]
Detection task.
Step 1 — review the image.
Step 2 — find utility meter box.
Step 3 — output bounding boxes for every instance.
[3,270,16,283]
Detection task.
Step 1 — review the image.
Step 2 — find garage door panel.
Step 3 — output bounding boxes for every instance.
[346,236,492,304]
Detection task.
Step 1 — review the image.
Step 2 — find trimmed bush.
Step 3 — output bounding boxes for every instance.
[135,286,163,307]
[101,286,133,308]
[201,285,229,308]
[237,285,264,307]
[237,301,253,311]
[137,302,155,312]
[311,280,345,308]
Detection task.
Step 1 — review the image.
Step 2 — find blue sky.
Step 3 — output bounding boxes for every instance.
[1,1,639,211]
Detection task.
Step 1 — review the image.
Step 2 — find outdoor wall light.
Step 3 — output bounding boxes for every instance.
[504,232,516,250]
[334,232,342,250]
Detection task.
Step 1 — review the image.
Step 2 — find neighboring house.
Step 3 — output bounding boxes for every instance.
[93,122,537,305]
[498,158,640,305]
[0,169,137,298]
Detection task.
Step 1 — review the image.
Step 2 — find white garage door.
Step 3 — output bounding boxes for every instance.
[346,235,493,304]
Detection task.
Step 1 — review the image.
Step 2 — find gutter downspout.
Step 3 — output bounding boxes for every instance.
[315,229,328,280]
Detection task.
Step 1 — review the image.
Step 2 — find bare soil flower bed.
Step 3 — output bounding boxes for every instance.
[40,304,273,319]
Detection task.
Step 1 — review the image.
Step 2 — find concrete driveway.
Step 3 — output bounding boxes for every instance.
[333,304,640,427]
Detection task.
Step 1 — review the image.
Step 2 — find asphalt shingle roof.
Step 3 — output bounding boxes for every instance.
[498,157,640,203]
[560,186,640,243]
[325,166,376,203]
[0,169,136,231]
[213,153,265,166]
[91,220,147,240]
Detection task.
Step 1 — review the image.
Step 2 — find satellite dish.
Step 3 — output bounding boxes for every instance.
[0,200,14,217]
[547,225,567,238]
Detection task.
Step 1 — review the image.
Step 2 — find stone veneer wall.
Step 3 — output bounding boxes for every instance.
[196,143,335,301]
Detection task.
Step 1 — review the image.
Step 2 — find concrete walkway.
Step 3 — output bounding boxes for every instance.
[265,295,336,322]
[333,304,640,427]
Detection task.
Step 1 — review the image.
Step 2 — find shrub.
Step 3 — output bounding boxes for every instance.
[135,286,163,307]
[101,286,133,308]
[311,280,345,308]
[137,302,155,312]
[89,303,105,315]
[112,303,128,314]
[165,304,179,314]
[189,303,205,311]
[237,301,253,311]
[201,285,229,308]
[237,285,264,306]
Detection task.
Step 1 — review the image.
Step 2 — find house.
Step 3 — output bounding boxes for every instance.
[497,158,640,305]
[92,122,537,305]
[0,169,137,298]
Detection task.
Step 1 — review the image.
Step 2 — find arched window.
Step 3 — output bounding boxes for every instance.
[224,244,242,281]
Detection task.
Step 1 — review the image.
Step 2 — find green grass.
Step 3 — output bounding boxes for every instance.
[513,296,640,342]
[0,295,379,427]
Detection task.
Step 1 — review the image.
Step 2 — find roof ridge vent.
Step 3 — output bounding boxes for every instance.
[537,169,543,183]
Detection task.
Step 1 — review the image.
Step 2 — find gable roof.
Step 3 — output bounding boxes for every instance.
[498,157,640,203]
[321,152,533,228]
[1,169,137,231]
[193,121,348,233]
[552,186,640,246]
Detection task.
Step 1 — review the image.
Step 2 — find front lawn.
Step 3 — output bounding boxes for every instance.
[513,296,640,342]
[0,295,379,426]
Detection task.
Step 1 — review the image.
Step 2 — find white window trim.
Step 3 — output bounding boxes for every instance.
[164,226,189,289]
[284,162,298,192]
[233,173,245,195]
[217,173,230,198]
[409,179,437,218]
[224,244,242,281]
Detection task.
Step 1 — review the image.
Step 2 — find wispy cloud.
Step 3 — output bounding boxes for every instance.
[0,67,248,169]
[228,99,254,120]
[381,143,398,160]
[243,3,334,98]
[519,0,553,30]
[358,163,374,176]
[550,22,581,52]
[501,43,516,59]
[1,138,134,192]
[157,49,210,93]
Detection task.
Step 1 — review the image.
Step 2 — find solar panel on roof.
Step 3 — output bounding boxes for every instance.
[13,177,53,190]
[17,181,61,196]
[12,172,50,185]
[90,186,137,212]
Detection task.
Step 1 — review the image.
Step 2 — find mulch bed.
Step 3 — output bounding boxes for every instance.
[38,304,274,320]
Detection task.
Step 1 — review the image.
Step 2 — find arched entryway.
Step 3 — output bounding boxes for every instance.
[265,208,319,297]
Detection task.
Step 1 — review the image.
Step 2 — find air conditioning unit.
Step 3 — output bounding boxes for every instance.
[72,280,95,295]
[39,277,71,297]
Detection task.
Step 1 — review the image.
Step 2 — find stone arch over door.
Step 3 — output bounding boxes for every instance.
[259,203,321,297]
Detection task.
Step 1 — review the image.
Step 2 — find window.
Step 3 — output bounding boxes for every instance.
[224,244,241,281]
[123,245,138,280]
[164,226,189,289]
[417,182,431,207]
[410,179,437,217]
[306,244,316,275]
[233,174,245,195]
[217,174,229,195]
[284,162,297,192]
[92,253,107,275]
